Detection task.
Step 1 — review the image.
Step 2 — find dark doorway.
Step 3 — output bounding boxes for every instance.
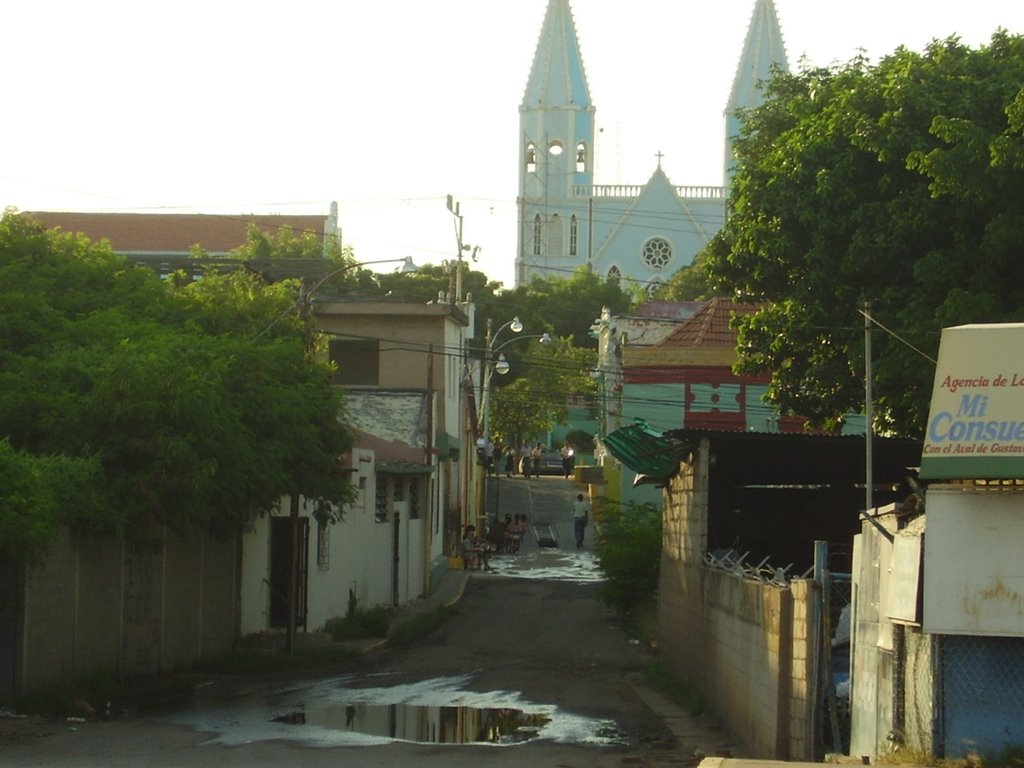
[269,517,309,629]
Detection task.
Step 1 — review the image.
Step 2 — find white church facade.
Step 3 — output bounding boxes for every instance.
[515,0,789,290]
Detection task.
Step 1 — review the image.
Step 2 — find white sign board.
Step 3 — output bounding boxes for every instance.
[924,488,1024,637]
[921,323,1024,480]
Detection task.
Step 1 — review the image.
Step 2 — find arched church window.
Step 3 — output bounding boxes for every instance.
[641,237,673,271]
[547,140,564,156]
[533,215,542,256]
[569,215,578,256]
[526,143,537,173]
[549,213,563,258]
[646,278,664,298]
[607,265,621,283]
[575,142,587,173]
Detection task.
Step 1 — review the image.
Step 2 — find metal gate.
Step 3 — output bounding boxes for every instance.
[822,570,853,755]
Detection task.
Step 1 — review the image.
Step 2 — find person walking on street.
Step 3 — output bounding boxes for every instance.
[530,443,543,479]
[560,443,575,479]
[572,493,589,549]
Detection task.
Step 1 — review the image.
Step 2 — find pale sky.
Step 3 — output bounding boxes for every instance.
[4,1,1023,288]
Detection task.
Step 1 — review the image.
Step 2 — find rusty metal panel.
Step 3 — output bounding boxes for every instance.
[924,487,1024,636]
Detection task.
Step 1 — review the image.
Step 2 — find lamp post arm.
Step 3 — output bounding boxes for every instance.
[305,256,416,300]
[253,256,416,342]
[492,332,553,356]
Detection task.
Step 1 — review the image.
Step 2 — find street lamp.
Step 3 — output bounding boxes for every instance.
[477,317,520,449]
[475,324,553,527]
[479,320,554,444]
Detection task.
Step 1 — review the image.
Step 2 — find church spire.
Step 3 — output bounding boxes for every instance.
[724,0,789,180]
[517,0,596,287]
[521,0,591,109]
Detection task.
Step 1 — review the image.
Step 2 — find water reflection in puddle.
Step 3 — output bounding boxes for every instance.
[272,702,549,744]
[167,674,626,748]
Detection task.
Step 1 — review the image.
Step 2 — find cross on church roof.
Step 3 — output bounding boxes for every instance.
[655,150,664,168]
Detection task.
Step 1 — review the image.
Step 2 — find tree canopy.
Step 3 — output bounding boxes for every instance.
[0,214,355,563]
[488,336,596,445]
[705,32,1024,436]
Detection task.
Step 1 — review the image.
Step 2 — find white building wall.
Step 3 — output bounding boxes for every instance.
[239,448,432,636]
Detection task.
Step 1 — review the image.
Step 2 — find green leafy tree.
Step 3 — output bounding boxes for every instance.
[489,337,596,445]
[705,32,1024,435]
[373,262,502,311]
[655,255,714,301]
[489,269,634,349]
[0,440,102,565]
[0,213,355,562]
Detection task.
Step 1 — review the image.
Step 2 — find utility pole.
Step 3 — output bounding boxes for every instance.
[864,301,874,516]
[446,194,466,303]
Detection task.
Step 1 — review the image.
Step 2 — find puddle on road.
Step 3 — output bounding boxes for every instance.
[488,548,603,583]
[167,673,628,748]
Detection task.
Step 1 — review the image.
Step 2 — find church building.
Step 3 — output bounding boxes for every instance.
[516,0,789,290]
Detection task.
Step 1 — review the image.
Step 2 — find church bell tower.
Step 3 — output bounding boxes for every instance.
[516,0,595,286]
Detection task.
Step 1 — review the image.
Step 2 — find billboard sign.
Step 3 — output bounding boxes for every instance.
[920,323,1024,480]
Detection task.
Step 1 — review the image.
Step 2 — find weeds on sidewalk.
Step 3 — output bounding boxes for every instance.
[644,658,704,717]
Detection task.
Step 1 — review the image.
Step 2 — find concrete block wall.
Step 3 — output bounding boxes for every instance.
[788,578,816,760]
[20,529,84,689]
[73,534,123,670]
[17,527,239,695]
[659,447,818,760]
[660,456,708,689]
[702,569,792,758]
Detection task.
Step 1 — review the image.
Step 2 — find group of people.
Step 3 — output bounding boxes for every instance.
[482,441,577,480]
[483,442,545,479]
[460,513,529,570]
[460,496,591,569]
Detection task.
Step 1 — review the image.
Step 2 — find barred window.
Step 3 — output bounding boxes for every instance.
[375,476,388,523]
[409,477,420,519]
[569,215,578,256]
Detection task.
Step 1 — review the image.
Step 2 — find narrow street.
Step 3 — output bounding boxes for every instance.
[3,474,731,767]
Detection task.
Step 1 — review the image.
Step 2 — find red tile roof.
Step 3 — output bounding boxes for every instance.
[659,298,761,349]
[24,211,329,254]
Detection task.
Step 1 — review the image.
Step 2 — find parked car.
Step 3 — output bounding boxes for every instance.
[536,451,566,475]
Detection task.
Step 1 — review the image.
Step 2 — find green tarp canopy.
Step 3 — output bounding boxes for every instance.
[601,420,687,480]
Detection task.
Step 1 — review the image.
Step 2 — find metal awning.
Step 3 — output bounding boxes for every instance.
[602,420,687,480]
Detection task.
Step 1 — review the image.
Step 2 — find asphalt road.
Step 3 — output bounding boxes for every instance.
[2,475,714,767]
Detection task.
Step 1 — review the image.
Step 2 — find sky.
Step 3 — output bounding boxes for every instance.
[4,1,1024,289]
